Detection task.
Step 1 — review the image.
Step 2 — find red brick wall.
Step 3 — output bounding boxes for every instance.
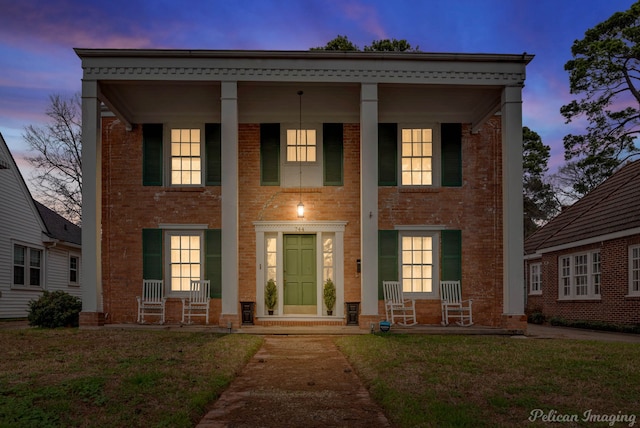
[101,118,222,323]
[525,236,640,326]
[236,123,362,306]
[101,117,506,326]
[378,119,504,326]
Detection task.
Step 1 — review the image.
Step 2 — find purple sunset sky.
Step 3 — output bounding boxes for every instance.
[0,0,635,183]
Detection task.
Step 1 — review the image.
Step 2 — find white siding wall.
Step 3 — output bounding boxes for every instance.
[45,246,82,298]
[0,141,46,318]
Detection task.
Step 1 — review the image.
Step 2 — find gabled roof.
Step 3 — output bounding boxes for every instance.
[0,132,81,247]
[525,160,640,254]
[35,200,81,246]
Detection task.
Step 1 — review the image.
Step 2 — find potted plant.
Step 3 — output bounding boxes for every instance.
[323,278,336,316]
[265,278,277,315]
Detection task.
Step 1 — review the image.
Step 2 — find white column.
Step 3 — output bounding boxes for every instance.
[221,81,239,316]
[360,83,379,315]
[501,86,525,315]
[80,80,102,316]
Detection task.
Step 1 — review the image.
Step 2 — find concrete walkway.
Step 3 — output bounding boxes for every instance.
[196,335,390,428]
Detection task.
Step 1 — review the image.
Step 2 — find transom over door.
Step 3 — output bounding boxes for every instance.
[284,234,316,314]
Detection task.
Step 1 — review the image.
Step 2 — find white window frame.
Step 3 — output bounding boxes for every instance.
[12,241,44,289]
[286,128,317,163]
[322,234,335,284]
[629,245,640,296]
[280,123,323,188]
[68,253,80,286]
[164,230,204,295]
[529,262,542,295]
[399,124,440,188]
[558,250,601,300]
[399,230,439,298]
[265,234,278,284]
[166,124,204,187]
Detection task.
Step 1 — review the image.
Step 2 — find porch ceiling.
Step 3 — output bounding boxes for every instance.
[98,80,503,131]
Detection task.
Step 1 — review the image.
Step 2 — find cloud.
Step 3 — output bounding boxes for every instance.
[338,0,387,42]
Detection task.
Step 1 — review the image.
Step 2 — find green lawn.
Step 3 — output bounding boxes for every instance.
[337,334,640,427]
[0,328,262,428]
[2,329,639,427]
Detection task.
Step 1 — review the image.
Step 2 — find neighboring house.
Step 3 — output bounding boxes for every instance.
[76,49,533,329]
[0,133,82,318]
[525,160,640,327]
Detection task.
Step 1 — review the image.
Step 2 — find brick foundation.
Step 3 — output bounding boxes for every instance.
[501,314,527,332]
[79,311,105,327]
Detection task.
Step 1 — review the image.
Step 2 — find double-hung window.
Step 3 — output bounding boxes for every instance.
[400,232,437,295]
[13,244,43,288]
[69,255,80,286]
[401,128,433,186]
[558,251,601,300]
[529,263,542,295]
[167,232,203,292]
[629,245,640,296]
[170,128,201,185]
[379,123,461,187]
[143,123,221,187]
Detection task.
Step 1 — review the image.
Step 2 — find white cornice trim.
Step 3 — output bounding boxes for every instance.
[77,50,531,86]
[253,220,347,232]
[82,65,526,86]
[74,48,534,63]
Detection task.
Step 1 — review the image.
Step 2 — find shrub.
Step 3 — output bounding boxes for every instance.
[28,291,82,328]
[264,279,277,311]
[323,279,336,312]
[528,312,545,325]
[549,316,565,326]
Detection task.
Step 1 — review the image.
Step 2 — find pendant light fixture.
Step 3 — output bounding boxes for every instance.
[296,90,304,218]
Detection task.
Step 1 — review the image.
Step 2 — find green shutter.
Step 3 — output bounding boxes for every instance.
[205,123,222,185]
[142,229,163,280]
[260,123,280,185]
[378,123,397,186]
[323,123,343,186]
[441,123,462,187]
[378,230,398,300]
[143,124,163,186]
[441,230,462,281]
[205,229,222,298]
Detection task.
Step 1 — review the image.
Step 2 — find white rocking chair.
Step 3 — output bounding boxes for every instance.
[383,281,417,326]
[440,280,473,326]
[182,280,211,324]
[137,280,166,324]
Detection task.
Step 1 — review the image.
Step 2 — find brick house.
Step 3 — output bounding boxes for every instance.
[75,49,532,329]
[525,160,640,327]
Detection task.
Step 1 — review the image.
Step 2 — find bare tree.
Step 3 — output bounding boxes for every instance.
[24,93,82,224]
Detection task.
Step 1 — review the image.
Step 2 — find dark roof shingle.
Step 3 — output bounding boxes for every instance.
[525,160,640,254]
[34,201,81,246]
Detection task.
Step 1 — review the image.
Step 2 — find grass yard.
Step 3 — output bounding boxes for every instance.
[337,334,640,427]
[3,329,640,428]
[0,328,262,428]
